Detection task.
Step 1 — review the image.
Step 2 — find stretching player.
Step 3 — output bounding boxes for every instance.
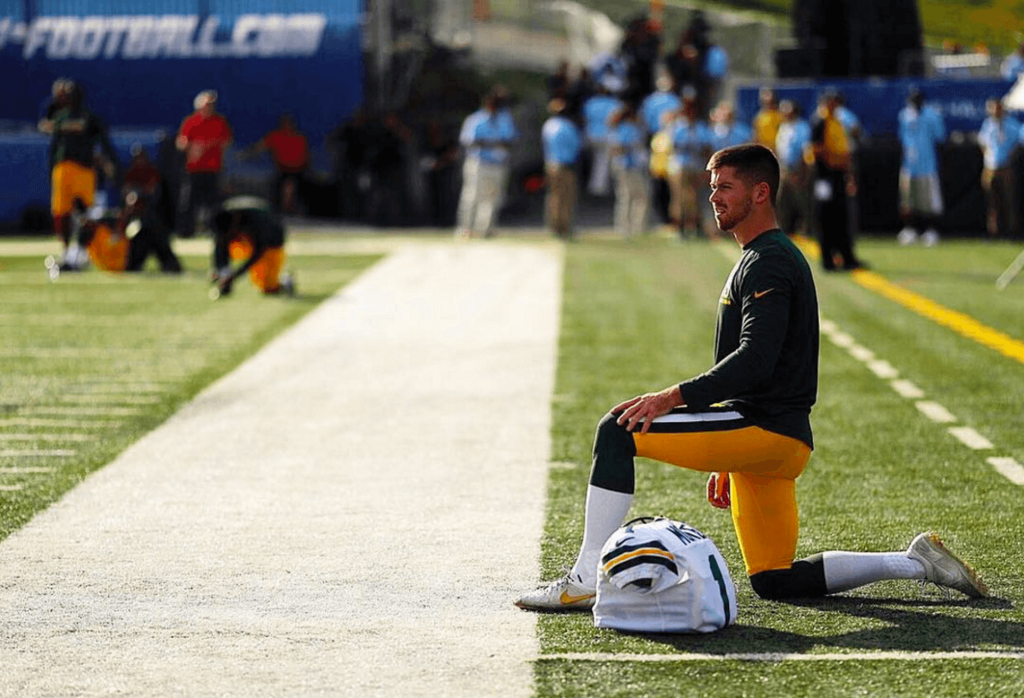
[209,196,294,299]
[515,144,987,612]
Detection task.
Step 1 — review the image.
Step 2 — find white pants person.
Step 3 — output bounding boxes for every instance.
[456,158,505,237]
[613,167,649,238]
[587,139,613,196]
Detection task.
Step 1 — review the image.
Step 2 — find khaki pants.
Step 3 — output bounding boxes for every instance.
[613,167,649,238]
[667,167,704,232]
[456,158,505,236]
[545,164,577,237]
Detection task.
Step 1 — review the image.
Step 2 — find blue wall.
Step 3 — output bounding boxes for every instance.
[736,77,1015,138]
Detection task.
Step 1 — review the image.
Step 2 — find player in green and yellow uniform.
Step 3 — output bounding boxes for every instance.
[516,144,987,612]
[45,82,119,272]
[209,196,294,299]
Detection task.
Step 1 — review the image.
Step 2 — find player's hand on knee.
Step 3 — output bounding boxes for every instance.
[707,472,731,509]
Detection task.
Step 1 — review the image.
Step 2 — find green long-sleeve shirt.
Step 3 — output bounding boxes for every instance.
[679,229,819,449]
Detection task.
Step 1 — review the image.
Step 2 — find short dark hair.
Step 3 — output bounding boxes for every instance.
[706,144,780,206]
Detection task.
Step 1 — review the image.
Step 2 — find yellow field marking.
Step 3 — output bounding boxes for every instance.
[851,269,1024,365]
[789,235,1024,365]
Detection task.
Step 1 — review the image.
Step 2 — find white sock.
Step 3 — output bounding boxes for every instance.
[568,485,633,590]
[822,551,926,593]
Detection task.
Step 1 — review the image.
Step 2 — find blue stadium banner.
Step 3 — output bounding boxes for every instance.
[0,1,364,148]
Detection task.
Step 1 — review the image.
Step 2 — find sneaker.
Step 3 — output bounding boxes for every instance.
[922,229,940,247]
[514,574,596,612]
[279,272,296,297]
[907,532,988,598]
[897,227,919,246]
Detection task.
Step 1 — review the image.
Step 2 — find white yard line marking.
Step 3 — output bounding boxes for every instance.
[0,449,75,457]
[59,395,162,405]
[0,434,95,442]
[827,332,856,348]
[891,379,926,399]
[0,467,56,474]
[848,345,875,362]
[914,401,958,424]
[0,485,24,492]
[867,359,900,379]
[19,407,143,417]
[948,427,994,450]
[541,651,1024,663]
[0,419,122,428]
[987,457,1024,485]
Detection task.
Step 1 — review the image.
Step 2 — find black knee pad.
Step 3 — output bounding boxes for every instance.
[749,554,827,600]
[589,411,637,493]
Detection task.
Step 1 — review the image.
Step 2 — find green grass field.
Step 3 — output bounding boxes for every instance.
[1,231,1022,695]
[536,234,1024,696]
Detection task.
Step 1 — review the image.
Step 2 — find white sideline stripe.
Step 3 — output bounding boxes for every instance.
[0,467,55,474]
[891,379,926,399]
[542,651,1024,663]
[0,449,76,457]
[915,401,958,424]
[987,457,1024,485]
[848,345,875,362]
[867,359,900,379]
[819,319,837,333]
[0,485,23,492]
[654,411,744,424]
[948,427,994,450]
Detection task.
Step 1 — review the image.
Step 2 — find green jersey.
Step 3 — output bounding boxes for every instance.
[679,229,818,449]
[49,106,117,170]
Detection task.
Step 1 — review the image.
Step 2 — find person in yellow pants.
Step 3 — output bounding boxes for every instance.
[42,81,119,272]
[515,144,987,612]
[209,196,294,299]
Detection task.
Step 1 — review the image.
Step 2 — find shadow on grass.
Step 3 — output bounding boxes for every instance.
[627,595,1023,654]
[622,589,1024,655]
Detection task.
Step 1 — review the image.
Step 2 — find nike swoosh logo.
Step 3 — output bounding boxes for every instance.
[753,288,775,299]
[560,590,596,604]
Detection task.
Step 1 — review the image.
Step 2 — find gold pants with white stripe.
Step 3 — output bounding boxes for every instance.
[632,407,810,576]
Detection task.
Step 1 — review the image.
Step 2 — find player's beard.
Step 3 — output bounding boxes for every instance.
[713,195,753,232]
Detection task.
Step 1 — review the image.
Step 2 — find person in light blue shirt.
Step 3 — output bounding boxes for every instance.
[1001,43,1024,81]
[775,100,812,236]
[541,98,582,239]
[456,89,516,238]
[640,75,682,136]
[977,98,1022,237]
[896,88,946,246]
[668,95,713,236]
[582,88,624,197]
[609,104,649,238]
[709,101,752,151]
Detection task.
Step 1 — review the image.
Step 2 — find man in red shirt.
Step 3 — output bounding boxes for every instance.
[245,114,310,214]
[176,89,233,237]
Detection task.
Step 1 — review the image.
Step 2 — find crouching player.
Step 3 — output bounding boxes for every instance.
[209,196,294,299]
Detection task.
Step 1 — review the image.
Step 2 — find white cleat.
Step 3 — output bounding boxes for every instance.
[922,229,940,247]
[514,574,596,613]
[907,532,988,598]
[897,227,919,246]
